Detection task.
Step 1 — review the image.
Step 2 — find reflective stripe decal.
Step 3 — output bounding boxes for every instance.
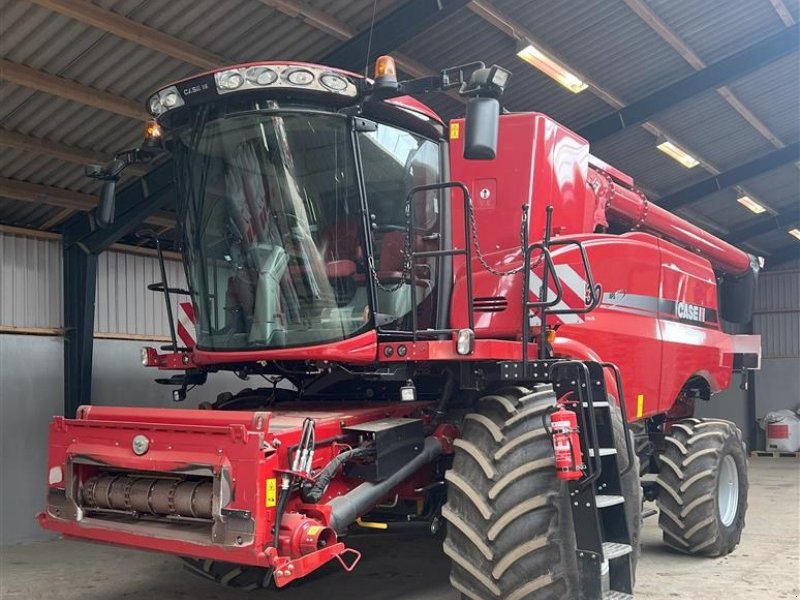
[177,302,197,348]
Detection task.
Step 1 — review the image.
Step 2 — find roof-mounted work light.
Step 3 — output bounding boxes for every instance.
[459,65,512,99]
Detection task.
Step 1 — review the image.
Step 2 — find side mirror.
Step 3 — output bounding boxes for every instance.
[86,157,126,228]
[463,97,499,160]
[96,179,118,228]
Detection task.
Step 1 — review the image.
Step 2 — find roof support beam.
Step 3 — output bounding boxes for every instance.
[769,0,796,26]
[0,129,106,165]
[578,24,800,142]
[764,243,800,269]
[468,0,756,231]
[257,0,354,40]
[0,177,173,229]
[63,159,176,247]
[0,177,97,211]
[322,0,471,72]
[0,129,147,176]
[623,0,787,149]
[726,210,800,245]
[27,0,224,69]
[262,0,463,103]
[1,59,147,120]
[658,142,800,210]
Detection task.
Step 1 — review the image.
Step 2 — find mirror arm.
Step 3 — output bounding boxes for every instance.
[85,146,162,229]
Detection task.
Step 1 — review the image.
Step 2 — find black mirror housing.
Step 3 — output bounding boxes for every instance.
[463,97,499,160]
[96,180,117,228]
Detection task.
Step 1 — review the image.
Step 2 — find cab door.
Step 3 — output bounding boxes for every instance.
[357,121,443,332]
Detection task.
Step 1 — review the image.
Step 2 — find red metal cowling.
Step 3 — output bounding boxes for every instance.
[592,167,752,276]
[550,407,584,481]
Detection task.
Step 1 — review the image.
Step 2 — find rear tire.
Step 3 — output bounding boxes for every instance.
[656,418,748,556]
[181,557,273,590]
[443,385,640,600]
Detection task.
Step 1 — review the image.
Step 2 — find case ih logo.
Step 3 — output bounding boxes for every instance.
[675,301,707,323]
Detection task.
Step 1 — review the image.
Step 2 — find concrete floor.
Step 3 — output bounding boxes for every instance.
[1,460,797,600]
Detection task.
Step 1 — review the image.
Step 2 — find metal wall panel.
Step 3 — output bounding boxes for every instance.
[1,232,186,337]
[0,232,62,328]
[94,250,187,337]
[754,268,800,358]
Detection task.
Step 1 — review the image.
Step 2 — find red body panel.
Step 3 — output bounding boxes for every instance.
[40,403,435,584]
[448,112,751,419]
[192,329,378,366]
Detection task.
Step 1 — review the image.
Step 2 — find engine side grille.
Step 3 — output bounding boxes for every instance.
[473,296,508,313]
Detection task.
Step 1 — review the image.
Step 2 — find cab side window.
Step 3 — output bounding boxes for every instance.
[358,124,441,329]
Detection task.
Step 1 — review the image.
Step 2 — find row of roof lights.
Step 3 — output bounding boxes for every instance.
[215,66,352,95]
[147,65,355,117]
[788,228,800,241]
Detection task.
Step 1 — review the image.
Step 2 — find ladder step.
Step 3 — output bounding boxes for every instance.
[595,494,625,508]
[603,591,634,600]
[588,447,617,457]
[582,401,610,408]
[602,542,633,560]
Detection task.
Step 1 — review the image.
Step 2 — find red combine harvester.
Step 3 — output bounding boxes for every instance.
[40,57,761,599]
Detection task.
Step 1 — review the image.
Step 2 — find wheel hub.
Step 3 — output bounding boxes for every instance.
[717,454,739,527]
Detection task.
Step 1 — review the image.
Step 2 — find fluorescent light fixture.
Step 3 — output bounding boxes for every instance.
[737,195,767,214]
[789,228,800,241]
[516,42,588,93]
[657,140,700,168]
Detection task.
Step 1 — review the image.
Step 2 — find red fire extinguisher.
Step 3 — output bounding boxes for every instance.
[551,394,584,481]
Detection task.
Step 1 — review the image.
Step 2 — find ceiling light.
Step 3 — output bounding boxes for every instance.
[657,140,699,168]
[789,228,800,241]
[516,42,588,93]
[737,195,767,214]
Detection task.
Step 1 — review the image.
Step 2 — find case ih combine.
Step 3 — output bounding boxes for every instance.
[40,57,761,599]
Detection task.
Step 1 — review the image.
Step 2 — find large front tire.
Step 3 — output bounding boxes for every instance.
[656,418,748,556]
[443,385,640,600]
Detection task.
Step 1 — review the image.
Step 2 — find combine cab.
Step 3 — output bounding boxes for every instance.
[40,57,760,599]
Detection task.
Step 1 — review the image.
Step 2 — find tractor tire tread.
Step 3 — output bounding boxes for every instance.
[656,418,748,557]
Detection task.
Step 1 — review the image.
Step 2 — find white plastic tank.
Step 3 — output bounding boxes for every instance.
[762,410,800,452]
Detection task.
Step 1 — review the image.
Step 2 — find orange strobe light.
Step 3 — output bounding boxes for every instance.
[145,120,163,140]
[374,56,397,83]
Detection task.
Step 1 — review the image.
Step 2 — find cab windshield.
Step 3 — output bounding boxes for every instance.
[174,110,441,351]
[175,112,369,350]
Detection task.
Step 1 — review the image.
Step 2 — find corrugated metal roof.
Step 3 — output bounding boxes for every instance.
[728,52,800,145]
[591,125,711,196]
[0,0,797,264]
[494,0,697,102]
[645,0,789,64]
[652,90,776,170]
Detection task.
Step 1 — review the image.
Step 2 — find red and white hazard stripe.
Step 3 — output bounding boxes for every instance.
[529,264,587,326]
[177,302,197,348]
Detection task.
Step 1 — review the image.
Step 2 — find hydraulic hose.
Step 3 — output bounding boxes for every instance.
[301,446,374,504]
[326,436,443,533]
[428,369,455,432]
